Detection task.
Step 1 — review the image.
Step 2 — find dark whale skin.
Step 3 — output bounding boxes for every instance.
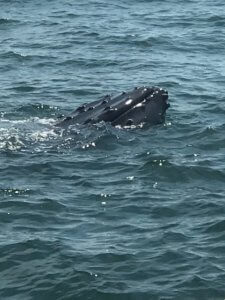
[56,86,169,127]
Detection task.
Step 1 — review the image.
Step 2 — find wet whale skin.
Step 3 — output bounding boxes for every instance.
[56,86,169,127]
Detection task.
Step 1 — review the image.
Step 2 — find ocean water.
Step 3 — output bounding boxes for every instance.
[1,0,225,299]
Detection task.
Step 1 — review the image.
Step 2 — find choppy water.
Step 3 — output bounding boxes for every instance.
[1,0,225,299]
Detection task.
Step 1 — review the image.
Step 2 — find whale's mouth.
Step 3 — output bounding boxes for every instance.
[158,90,170,115]
[162,92,170,111]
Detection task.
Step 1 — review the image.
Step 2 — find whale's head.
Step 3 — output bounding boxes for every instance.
[56,86,170,128]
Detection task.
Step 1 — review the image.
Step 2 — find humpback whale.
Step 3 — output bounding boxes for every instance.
[56,86,169,128]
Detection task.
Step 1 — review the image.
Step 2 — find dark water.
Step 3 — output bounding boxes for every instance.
[1,0,225,299]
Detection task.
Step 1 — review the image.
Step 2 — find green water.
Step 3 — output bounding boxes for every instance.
[1,0,225,299]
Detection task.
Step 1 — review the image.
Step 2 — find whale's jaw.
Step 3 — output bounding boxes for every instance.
[56,86,169,128]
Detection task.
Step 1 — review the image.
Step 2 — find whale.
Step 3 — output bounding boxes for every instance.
[56,86,169,128]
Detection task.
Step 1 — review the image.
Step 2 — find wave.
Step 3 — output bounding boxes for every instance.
[0,17,20,26]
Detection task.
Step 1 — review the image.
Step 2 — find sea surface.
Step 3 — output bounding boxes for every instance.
[1,0,225,299]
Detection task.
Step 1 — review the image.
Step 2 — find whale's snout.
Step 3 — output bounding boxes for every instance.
[56,86,170,128]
